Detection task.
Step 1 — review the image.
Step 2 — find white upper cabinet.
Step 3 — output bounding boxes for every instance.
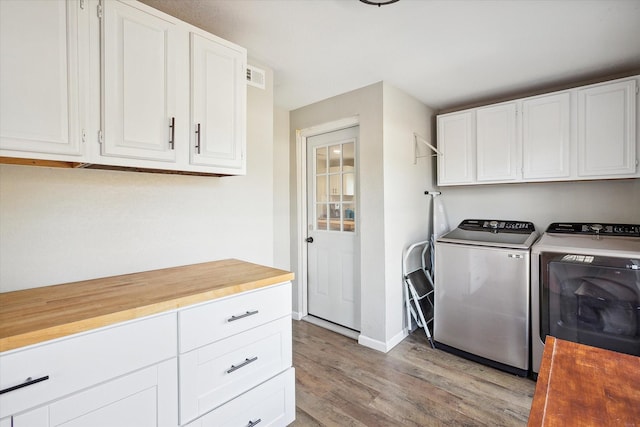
[522,92,571,179]
[437,75,639,186]
[101,0,181,162]
[0,0,247,176]
[437,111,475,185]
[476,102,519,182]
[190,33,246,172]
[577,79,637,177]
[0,0,87,159]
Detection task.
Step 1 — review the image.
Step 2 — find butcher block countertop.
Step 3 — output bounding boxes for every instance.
[0,259,294,353]
[528,336,640,426]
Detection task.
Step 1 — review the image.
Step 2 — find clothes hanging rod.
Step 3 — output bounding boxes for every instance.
[414,133,442,156]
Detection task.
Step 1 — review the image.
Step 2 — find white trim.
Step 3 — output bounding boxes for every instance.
[295,116,360,323]
[358,329,408,353]
[301,316,360,340]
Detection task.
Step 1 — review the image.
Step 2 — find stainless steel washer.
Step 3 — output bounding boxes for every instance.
[434,219,538,376]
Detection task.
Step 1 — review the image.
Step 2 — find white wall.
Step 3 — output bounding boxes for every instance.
[0,63,276,292]
[437,179,640,233]
[290,82,386,345]
[289,82,437,350]
[273,107,291,271]
[382,83,436,344]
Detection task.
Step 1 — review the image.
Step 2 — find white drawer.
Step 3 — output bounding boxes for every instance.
[186,368,296,427]
[178,282,291,353]
[0,313,176,418]
[179,316,292,424]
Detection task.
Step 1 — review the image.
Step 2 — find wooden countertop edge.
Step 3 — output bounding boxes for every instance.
[0,270,294,353]
[527,336,555,426]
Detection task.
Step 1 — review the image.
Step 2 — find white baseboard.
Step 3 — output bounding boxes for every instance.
[358,329,408,353]
[291,311,303,321]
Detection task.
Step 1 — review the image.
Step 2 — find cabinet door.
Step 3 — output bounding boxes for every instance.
[12,360,178,427]
[522,92,571,179]
[577,79,637,177]
[0,0,85,157]
[179,316,292,424]
[437,111,475,185]
[190,33,246,171]
[187,368,295,427]
[102,0,179,162]
[476,102,519,182]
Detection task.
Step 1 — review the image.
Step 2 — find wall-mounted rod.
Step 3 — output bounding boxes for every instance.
[413,133,442,164]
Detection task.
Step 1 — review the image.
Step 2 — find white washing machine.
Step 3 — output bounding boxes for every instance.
[435,219,538,376]
[531,222,640,374]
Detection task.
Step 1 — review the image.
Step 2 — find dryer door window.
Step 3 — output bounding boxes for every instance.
[541,253,640,357]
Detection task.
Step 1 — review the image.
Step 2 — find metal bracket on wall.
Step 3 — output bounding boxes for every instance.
[413,133,441,165]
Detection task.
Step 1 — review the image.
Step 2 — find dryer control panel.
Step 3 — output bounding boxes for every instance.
[547,223,640,237]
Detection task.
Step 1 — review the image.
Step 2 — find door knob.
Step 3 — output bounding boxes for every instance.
[306,237,314,243]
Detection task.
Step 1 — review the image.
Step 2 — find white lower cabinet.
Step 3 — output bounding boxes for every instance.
[185,368,296,427]
[12,359,177,427]
[178,283,294,426]
[0,313,178,426]
[180,317,292,424]
[0,282,295,427]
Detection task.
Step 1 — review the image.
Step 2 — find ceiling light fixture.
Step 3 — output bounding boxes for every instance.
[359,0,400,7]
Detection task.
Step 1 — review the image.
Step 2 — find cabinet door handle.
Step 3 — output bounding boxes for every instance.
[169,117,175,149]
[227,310,259,322]
[226,356,258,374]
[0,375,49,395]
[246,419,262,427]
[195,123,201,154]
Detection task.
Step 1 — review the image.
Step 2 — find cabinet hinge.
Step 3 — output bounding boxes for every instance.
[98,130,104,144]
[97,1,103,19]
[80,0,85,10]
[82,129,86,143]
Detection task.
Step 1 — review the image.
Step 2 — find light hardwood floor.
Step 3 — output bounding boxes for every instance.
[292,320,536,426]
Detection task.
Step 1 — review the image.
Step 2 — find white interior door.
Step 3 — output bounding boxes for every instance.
[306,126,359,331]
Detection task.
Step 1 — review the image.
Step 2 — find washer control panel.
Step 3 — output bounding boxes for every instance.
[458,219,536,234]
[547,222,640,237]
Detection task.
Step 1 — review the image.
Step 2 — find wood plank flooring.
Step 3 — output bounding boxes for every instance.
[292,320,535,426]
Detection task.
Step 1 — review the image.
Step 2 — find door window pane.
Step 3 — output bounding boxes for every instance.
[316,147,327,174]
[343,172,354,198]
[329,145,341,173]
[316,204,328,230]
[329,204,341,231]
[343,142,354,172]
[329,174,341,202]
[316,175,327,203]
[343,203,355,232]
[313,139,356,233]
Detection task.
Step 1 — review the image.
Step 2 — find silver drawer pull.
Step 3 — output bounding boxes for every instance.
[227,310,259,322]
[246,418,262,427]
[0,375,49,395]
[508,253,524,259]
[226,356,258,374]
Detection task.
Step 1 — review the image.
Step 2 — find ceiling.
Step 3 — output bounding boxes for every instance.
[141,0,640,112]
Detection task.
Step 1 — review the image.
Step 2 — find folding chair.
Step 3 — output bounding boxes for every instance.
[403,240,435,348]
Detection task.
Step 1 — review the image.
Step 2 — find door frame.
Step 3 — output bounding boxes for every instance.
[295,116,360,322]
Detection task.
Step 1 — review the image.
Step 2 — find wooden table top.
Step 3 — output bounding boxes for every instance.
[528,336,640,426]
[0,259,294,352]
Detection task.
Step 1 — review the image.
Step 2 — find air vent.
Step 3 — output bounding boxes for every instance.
[246,65,266,90]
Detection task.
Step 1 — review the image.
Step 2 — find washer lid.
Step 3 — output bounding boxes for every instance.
[438,219,539,249]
